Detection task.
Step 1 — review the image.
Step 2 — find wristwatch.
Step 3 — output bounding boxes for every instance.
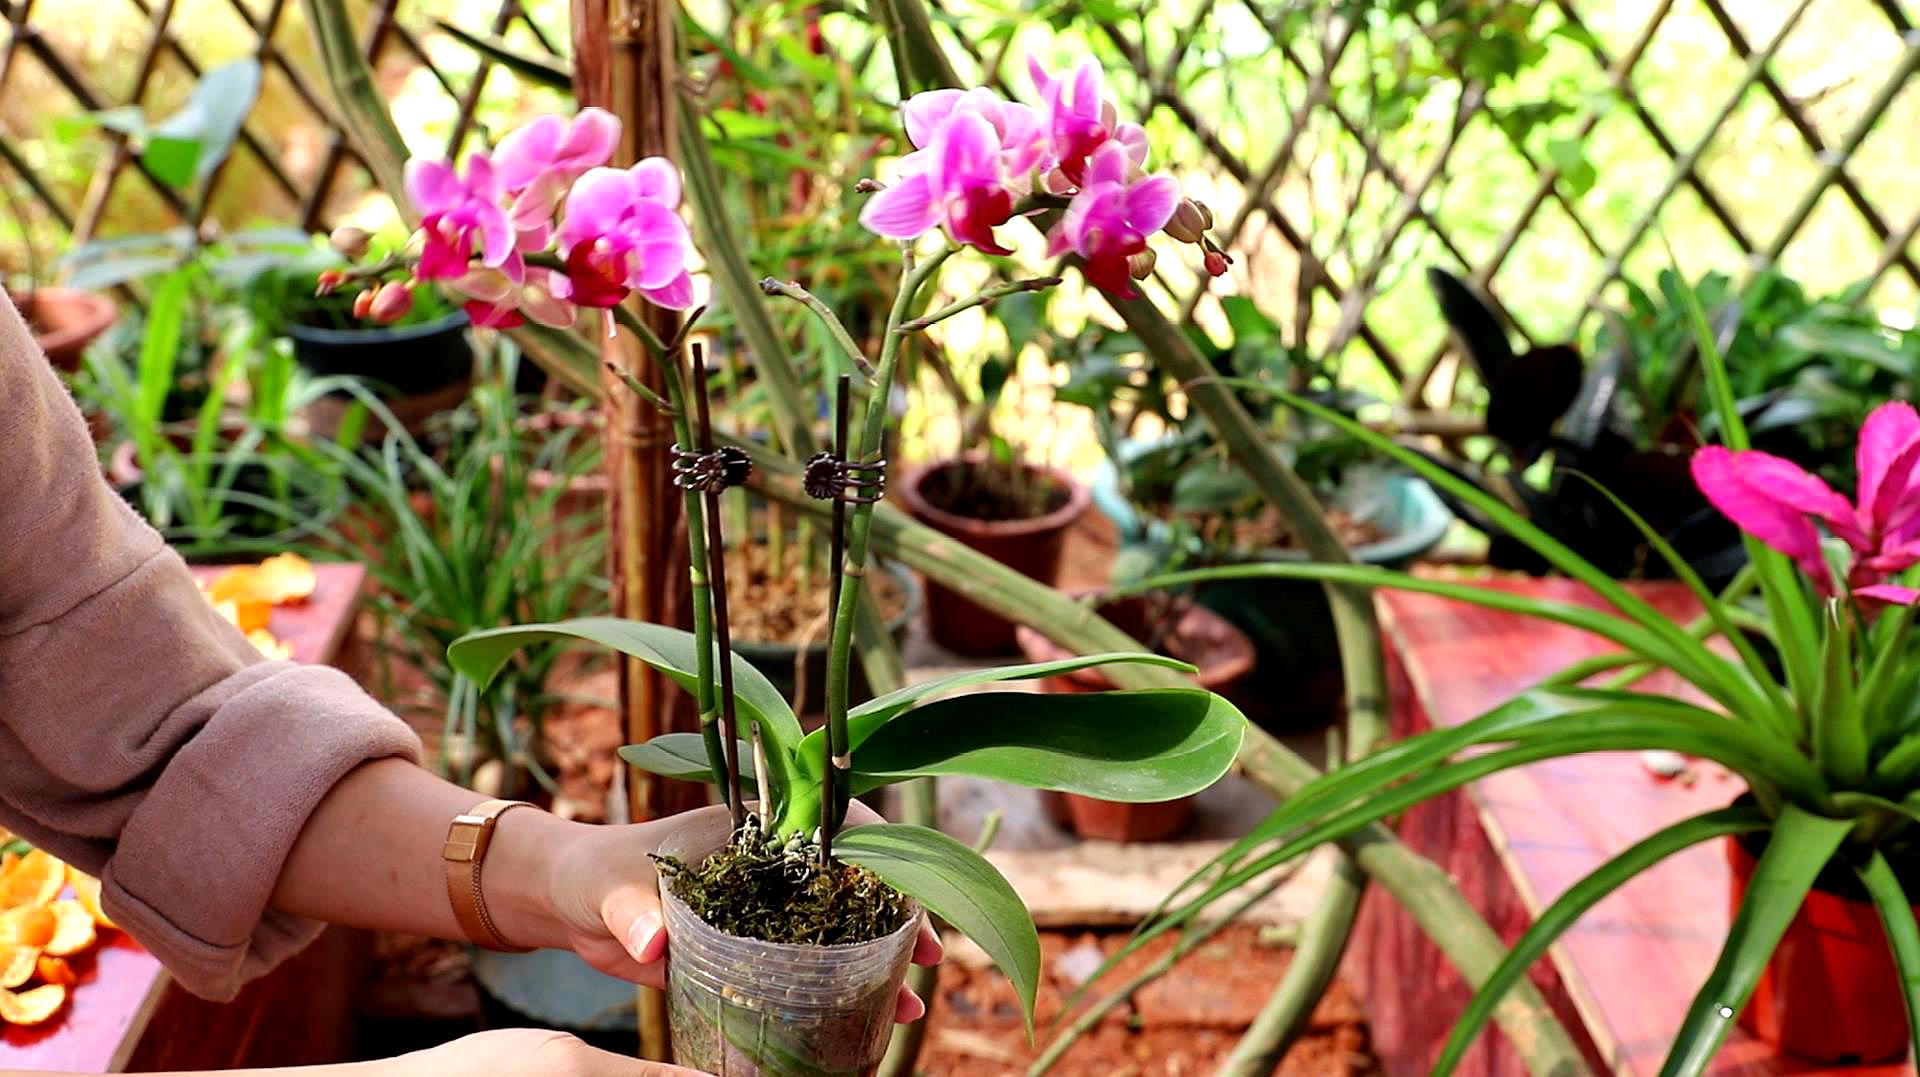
[443,799,535,952]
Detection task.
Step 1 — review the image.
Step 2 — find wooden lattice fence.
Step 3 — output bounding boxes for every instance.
[2,0,1916,397]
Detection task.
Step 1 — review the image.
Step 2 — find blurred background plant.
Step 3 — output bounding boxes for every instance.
[314,353,608,799]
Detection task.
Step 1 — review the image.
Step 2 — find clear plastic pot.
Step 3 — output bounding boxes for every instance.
[658,809,921,1076]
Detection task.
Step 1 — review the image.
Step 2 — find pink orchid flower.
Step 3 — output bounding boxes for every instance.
[1029,58,1148,188]
[1046,142,1179,297]
[1692,400,1920,604]
[452,265,576,330]
[404,152,513,282]
[900,88,1050,180]
[494,108,621,236]
[554,158,696,310]
[860,109,1029,254]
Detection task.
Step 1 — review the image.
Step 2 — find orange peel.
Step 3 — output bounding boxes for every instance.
[43,901,93,957]
[34,956,74,988]
[0,946,37,989]
[0,984,67,1025]
[69,874,116,931]
[0,907,56,949]
[0,851,64,910]
[251,553,317,604]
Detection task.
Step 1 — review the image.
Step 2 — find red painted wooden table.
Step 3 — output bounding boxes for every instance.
[1353,576,1913,1077]
[0,561,366,1072]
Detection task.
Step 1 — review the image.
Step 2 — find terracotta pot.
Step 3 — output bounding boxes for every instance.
[1727,832,1914,1062]
[22,288,117,374]
[1016,592,1254,842]
[898,458,1090,656]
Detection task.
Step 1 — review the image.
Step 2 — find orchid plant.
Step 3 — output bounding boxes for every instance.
[332,83,1247,1033]
[1091,287,1920,1073]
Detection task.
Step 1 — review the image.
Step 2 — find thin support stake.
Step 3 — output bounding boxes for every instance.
[692,347,746,828]
[820,373,853,865]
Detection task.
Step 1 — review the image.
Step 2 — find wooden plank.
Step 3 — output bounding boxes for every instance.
[1365,577,1914,1076]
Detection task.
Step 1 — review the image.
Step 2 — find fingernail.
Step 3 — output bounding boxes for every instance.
[626,912,663,962]
[897,988,926,1023]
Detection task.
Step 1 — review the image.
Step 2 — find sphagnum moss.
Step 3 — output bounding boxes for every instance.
[655,822,913,946]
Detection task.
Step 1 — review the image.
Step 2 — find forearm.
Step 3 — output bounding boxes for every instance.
[270,758,583,950]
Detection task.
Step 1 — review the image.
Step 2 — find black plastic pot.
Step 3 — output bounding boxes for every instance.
[288,310,474,438]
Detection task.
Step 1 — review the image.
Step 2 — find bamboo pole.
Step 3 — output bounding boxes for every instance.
[572,0,687,1059]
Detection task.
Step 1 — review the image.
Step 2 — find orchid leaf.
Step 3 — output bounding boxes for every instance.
[843,689,1244,802]
[620,733,757,785]
[836,823,1040,1034]
[449,620,805,788]
[822,652,1196,756]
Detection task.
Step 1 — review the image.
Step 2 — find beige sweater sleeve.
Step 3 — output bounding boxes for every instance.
[0,297,421,1000]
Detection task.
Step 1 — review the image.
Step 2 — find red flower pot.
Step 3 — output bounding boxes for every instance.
[1727,833,1914,1062]
[1016,592,1254,842]
[898,459,1090,657]
[21,287,117,374]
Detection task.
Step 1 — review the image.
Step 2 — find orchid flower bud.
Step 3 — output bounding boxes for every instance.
[1203,249,1232,278]
[1127,247,1157,281]
[315,269,348,296]
[329,226,371,260]
[368,282,414,324]
[351,288,376,320]
[1165,199,1211,244]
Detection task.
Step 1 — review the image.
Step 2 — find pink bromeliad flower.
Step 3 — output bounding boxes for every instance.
[1046,142,1179,297]
[554,158,696,310]
[1692,400,1920,604]
[405,153,513,282]
[861,106,1038,255]
[1029,58,1148,189]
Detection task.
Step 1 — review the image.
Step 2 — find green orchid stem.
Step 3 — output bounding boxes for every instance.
[758,276,877,381]
[897,276,1063,333]
[607,304,731,804]
[821,244,954,844]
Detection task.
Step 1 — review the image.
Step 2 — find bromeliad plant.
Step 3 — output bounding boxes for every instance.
[1096,289,1920,1073]
[339,91,1245,1066]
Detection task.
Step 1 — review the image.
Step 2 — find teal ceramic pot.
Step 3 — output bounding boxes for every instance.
[1092,455,1452,732]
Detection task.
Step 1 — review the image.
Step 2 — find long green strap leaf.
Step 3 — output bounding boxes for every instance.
[1119,730,1808,987]
[1121,559,1759,723]
[1207,382,1772,721]
[1568,474,1797,736]
[1435,805,1769,1074]
[1856,849,1920,1062]
[1660,804,1852,1076]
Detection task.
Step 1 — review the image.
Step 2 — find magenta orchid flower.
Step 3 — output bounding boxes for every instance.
[554,158,696,310]
[494,108,621,236]
[860,108,1035,255]
[1046,142,1179,297]
[404,153,513,282]
[1692,401,1920,604]
[1029,58,1148,188]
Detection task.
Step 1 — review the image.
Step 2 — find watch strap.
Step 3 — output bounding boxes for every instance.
[443,799,534,953]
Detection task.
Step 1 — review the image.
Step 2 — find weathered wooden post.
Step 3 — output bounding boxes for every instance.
[570,0,689,1058]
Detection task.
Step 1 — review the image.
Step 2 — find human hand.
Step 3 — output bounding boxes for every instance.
[388,1030,702,1076]
[514,800,942,1022]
